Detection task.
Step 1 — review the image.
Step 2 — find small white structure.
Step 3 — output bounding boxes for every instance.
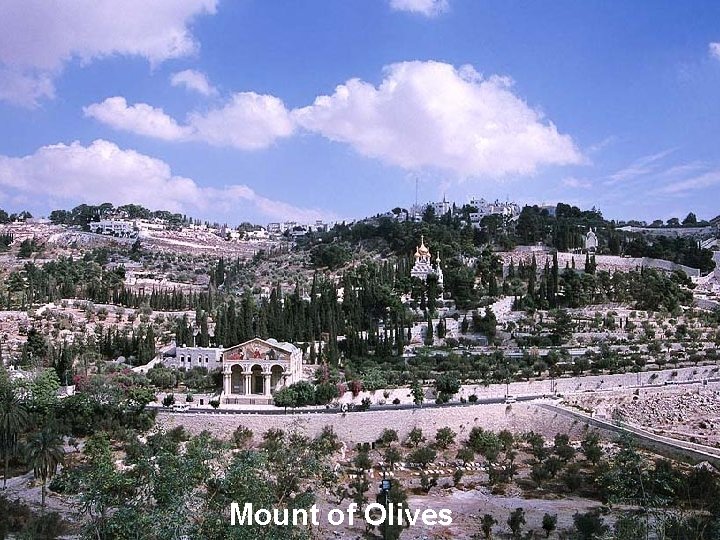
[410,236,444,287]
[89,219,137,237]
[585,228,598,252]
[221,337,303,403]
[165,346,223,371]
[245,229,270,241]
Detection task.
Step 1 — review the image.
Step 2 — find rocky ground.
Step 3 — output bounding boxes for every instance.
[571,385,720,448]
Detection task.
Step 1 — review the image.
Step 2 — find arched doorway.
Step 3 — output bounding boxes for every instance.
[270,365,284,393]
[251,364,264,394]
[231,365,244,395]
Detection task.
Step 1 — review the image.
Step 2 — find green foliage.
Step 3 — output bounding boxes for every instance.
[383,445,402,470]
[625,235,715,273]
[419,471,438,493]
[291,381,316,406]
[309,243,352,270]
[373,479,409,540]
[0,495,66,539]
[468,427,502,462]
[410,379,424,407]
[434,372,460,403]
[572,510,609,540]
[581,431,603,465]
[507,507,526,539]
[435,427,456,449]
[17,238,43,258]
[354,448,372,472]
[408,445,437,468]
[26,426,65,508]
[613,513,646,540]
[147,366,176,389]
[480,513,497,539]
[473,307,498,342]
[314,382,339,405]
[542,513,557,538]
[456,447,475,465]
[232,426,253,449]
[24,369,60,416]
[272,387,297,410]
[379,429,399,446]
[0,382,29,488]
[406,427,425,448]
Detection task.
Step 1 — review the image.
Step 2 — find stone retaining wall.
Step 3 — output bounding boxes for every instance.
[157,402,586,444]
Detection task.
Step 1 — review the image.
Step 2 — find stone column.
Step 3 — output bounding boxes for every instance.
[264,374,271,396]
[245,374,251,395]
[223,373,231,395]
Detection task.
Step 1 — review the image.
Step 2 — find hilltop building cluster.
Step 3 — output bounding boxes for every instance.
[384,196,521,227]
[266,220,332,237]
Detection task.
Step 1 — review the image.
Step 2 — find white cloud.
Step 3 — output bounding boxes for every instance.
[657,170,720,195]
[188,92,295,150]
[83,97,192,141]
[293,61,582,177]
[710,42,720,61]
[85,61,583,177]
[170,69,217,96]
[0,0,217,106]
[562,177,591,189]
[0,140,330,222]
[0,67,54,107]
[86,93,295,150]
[389,0,449,17]
[604,148,676,184]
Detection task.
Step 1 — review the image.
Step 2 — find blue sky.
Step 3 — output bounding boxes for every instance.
[1,0,719,225]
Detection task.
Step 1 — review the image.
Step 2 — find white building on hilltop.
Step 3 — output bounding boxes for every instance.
[89,219,137,237]
[410,236,444,287]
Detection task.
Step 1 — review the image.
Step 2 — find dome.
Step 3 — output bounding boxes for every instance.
[417,235,430,256]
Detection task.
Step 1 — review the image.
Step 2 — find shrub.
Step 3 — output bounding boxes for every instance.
[232,426,253,449]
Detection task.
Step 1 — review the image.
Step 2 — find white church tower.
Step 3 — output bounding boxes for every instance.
[410,235,444,287]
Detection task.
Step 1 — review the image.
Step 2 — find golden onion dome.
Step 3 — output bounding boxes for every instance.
[418,235,430,256]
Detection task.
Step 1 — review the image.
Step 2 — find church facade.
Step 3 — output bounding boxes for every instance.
[221,337,303,404]
[410,235,444,287]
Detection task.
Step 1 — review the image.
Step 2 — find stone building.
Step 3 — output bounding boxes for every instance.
[410,235,444,287]
[164,346,223,371]
[221,337,303,404]
[584,228,598,252]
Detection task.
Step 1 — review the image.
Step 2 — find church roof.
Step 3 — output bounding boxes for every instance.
[224,337,298,354]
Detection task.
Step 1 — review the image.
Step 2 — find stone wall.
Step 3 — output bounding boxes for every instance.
[157,402,586,444]
[499,250,701,277]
